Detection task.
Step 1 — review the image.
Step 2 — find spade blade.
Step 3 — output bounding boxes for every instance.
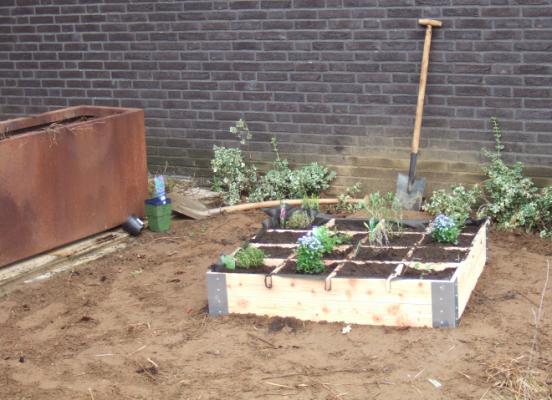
[395,172,425,211]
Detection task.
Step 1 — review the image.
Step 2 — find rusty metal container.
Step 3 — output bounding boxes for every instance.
[0,106,148,268]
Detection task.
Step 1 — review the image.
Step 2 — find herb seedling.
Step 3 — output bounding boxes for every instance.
[312,226,351,254]
[301,194,320,211]
[336,182,362,214]
[431,214,460,245]
[235,246,265,269]
[286,210,313,229]
[220,246,265,270]
[360,192,403,239]
[364,218,390,247]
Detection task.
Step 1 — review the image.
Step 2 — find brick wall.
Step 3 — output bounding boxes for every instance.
[1,0,552,193]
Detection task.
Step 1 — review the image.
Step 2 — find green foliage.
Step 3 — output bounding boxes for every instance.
[302,194,320,211]
[211,145,257,205]
[286,210,313,229]
[211,124,336,205]
[295,226,351,274]
[536,188,552,238]
[431,214,460,245]
[477,118,550,235]
[336,182,362,214]
[248,139,335,202]
[423,184,481,226]
[220,254,236,270]
[235,246,265,269]
[229,118,251,145]
[313,226,351,254]
[360,192,403,239]
[296,244,325,274]
[364,218,390,247]
[361,192,402,222]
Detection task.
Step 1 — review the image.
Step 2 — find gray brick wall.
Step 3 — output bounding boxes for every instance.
[1,0,552,193]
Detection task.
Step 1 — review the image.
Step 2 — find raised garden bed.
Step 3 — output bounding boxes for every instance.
[207,218,488,328]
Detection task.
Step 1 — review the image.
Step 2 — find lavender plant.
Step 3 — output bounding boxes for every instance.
[431,214,460,245]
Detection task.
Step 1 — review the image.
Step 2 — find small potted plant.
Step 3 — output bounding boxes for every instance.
[145,175,174,232]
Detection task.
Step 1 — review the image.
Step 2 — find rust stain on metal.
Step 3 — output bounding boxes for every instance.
[0,106,148,268]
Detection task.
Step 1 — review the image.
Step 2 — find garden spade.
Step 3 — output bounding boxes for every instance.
[396,19,442,210]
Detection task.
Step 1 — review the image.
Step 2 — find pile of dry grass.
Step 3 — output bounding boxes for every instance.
[484,262,551,400]
[485,356,550,400]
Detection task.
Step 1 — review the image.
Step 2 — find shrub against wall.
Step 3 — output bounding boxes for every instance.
[1,0,552,191]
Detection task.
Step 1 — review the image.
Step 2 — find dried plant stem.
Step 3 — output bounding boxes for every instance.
[524,261,550,399]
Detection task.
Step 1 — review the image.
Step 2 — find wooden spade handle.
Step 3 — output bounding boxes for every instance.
[410,19,442,154]
[418,19,442,28]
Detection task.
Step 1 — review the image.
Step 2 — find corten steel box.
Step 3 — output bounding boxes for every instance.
[0,106,148,268]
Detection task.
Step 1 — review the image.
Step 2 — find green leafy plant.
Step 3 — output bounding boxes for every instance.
[478,117,538,230]
[312,226,351,253]
[336,182,362,214]
[229,118,252,145]
[211,145,257,205]
[423,184,481,226]
[361,192,402,222]
[235,246,265,269]
[477,118,552,237]
[212,125,336,205]
[360,192,403,239]
[219,246,265,270]
[220,254,236,270]
[364,218,390,247]
[286,210,313,229]
[296,233,325,274]
[302,194,320,211]
[431,214,460,245]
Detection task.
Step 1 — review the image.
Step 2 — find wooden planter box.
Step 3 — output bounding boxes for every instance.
[0,106,147,267]
[206,219,488,328]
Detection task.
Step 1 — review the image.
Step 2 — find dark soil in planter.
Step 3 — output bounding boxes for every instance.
[277,260,337,277]
[420,234,474,248]
[353,247,408,261]
[323,247,351,260]
[211,264,276,275]
[251,230,304,244]
[336,262,398,278]
[388,234,423,247]
[462,225,481,234]
[350,233,367,245]
[400,267,456,280]
[334,219,368,231]
[411,248,469,263]
[257,246,295,259]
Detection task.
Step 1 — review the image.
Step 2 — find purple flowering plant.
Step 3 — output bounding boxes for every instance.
[296,231,325,274]
[431,214,460,245]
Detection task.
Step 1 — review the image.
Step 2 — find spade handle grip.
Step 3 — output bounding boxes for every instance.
[418,19,442,28]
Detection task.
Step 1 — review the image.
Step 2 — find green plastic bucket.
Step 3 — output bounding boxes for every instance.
[145,198,172,232]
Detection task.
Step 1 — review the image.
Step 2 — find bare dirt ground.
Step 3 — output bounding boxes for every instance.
[0,211,550,400]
